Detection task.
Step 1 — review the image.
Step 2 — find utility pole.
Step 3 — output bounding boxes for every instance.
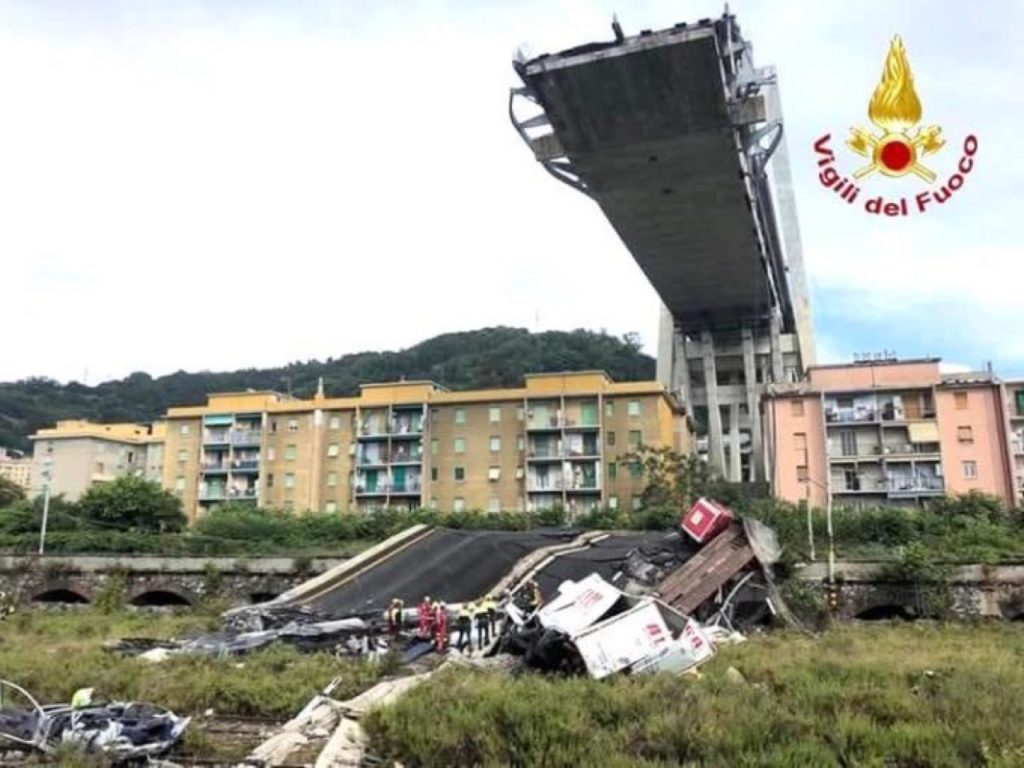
[801,475,835,585]
[38,458,53,556]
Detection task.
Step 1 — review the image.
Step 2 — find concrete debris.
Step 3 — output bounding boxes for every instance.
[244,677,344,767]
[724,666,747,685]
[0,679,189,762]
[243,672,436,768]
[107,615,371,660]
[139,647,174,663]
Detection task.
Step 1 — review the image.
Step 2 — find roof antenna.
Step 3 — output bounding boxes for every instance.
[612,14,624,42]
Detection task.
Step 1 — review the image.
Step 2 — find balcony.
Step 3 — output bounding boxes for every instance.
[832,476,887,494]
[887,477,945,496]
[201,462,228,474]
[881,444,942,459]
[203,431,230,445]
[527,446,563,461]
[389,419,424,438]
[231,430,263,446]
[563,417,600,431]
[825,410,879,424]
[199,487,227,501]
[230,459,260,473]
[527,478,565,492]
[526,414,565,432]
[566,482,601,493]
[828,451,882,463]
[389,450,423,465]
[354,482,422,496]
[356,451,389,467]
[390,482,423,495]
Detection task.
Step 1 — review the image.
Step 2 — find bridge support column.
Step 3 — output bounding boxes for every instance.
[656,303,675,391]
[701,330,726,474]
[770,315,785,382]
[742,327,763,482]
[728,403,742,482]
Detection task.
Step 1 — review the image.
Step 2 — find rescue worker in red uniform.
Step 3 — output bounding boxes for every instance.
[417,596,433,639]
[433,601,448,652]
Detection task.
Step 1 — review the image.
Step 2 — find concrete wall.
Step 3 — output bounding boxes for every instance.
[0,555,347,607]
[797,562,1024,620]
[766,393,828,507]
[808,360,940,391]
[936,384,1014,504]
[163,418,202,516]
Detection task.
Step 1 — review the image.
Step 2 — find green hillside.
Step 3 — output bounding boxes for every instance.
[0,327,654,451]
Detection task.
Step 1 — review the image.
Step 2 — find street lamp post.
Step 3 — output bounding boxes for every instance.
[38,459,53,556]
[801,475,835,585]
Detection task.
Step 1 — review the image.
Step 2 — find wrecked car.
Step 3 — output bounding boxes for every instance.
[0,680,189,762]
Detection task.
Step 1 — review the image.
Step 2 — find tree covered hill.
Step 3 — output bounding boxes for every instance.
[0,327,654,451]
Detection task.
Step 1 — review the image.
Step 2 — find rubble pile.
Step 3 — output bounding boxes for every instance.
[105,498,785,677]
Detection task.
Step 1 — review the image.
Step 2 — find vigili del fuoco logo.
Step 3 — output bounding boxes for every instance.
[813,35,977,216]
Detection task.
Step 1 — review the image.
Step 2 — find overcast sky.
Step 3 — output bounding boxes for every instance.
[1,0,1020,384]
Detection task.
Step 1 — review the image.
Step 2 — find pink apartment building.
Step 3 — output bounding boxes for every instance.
[1005,379,1024,505]
[763,358,1018,509]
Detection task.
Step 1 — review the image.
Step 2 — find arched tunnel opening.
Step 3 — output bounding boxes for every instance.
[855,604,917,621]
[250,593,280,604]
[129,590,192,607]
[32,589,89,605]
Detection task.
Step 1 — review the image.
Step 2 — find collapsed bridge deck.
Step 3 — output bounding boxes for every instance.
[511,13,804,336]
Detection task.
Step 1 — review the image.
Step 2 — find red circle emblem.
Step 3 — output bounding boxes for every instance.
[879,140,913,172]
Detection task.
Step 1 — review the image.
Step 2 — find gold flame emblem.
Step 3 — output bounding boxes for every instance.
[847,36,944,182]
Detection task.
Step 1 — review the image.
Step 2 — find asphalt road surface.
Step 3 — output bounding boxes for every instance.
[310,528,579,616]
[530,531,696,597]
[309,527,700,618]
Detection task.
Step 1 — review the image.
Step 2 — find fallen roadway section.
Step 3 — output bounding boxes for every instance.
[304,528,582,617]
[108,501,786,667]
[92,501,790,765]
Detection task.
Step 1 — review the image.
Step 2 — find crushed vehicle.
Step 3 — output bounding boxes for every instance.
[0,680,189,762]
[498,498,786,678]
[500,572,715,677]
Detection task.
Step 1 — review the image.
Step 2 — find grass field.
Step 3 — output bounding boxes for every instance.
[365,622,1024,767]
[0,610,383,718]
[3,612,1024,766]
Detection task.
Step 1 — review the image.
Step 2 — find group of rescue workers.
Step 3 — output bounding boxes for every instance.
[383,578,544,654]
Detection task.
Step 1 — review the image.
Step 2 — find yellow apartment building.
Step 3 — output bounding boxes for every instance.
[28,420,166,500]
[160,372,691,520]
[0,448,32,494]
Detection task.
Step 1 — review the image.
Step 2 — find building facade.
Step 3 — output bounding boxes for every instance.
[0,448,32,494]
[1005,379,1024,505]
[764,359,1017,509]
[29,421,165,501]
[160,372,690,521]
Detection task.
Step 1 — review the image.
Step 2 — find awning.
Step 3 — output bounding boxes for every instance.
[908,422,940,443]
[202,414,234,426]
